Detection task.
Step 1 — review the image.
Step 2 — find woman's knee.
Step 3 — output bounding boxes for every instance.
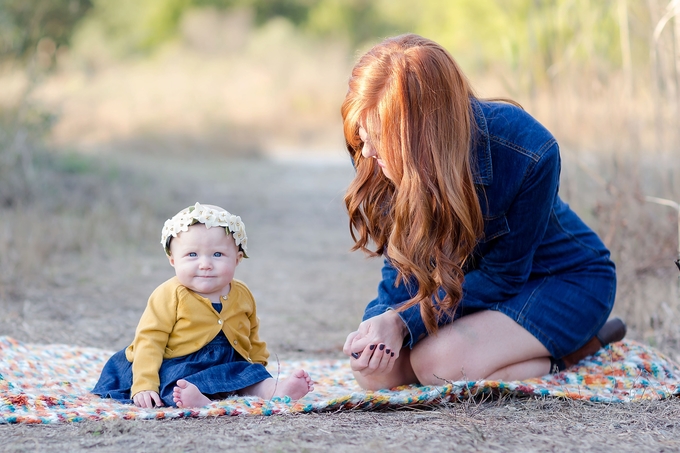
[409,332,478,385]
[410,311,551,384]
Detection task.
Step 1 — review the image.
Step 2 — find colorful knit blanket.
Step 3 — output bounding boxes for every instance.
[1,336,679,424]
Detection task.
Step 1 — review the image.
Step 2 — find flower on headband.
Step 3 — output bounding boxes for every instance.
[161,202,248,257]
[195,204,221,228]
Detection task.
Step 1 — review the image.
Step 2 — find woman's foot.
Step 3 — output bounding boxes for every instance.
[272,369,314,400]
[173,379,211,408]
[560,317,627,369]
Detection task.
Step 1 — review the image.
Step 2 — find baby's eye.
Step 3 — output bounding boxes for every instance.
[189,252,197,257]
[213,252,222,257]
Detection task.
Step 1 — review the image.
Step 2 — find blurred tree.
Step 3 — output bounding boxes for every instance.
[0,0,670,104]
[403,0,644,95]
[0,0,92,61]
[192,0,312,25]
[75,0,191,55]
[305,0,410,46]
[72,0,319,56]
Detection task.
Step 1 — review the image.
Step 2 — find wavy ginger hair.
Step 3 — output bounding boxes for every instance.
[342,34,483,334]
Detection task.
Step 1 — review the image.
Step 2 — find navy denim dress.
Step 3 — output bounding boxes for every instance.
[363,99,616,361]
[92,302,272,407]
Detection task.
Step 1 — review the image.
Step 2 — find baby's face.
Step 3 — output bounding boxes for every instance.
[167,224,243,302]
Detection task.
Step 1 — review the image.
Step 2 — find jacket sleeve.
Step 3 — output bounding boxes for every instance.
[362,258,430,349]
[129,285,177,397]
[462,142,560,304]
[246,299,269,366]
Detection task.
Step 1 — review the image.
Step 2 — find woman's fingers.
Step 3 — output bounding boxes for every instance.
[343,331,360,356]
[348,335,374,355]
[371,344,395,374]
[352,343,398,376]
[349,343,376,371]
[379,346,396,374]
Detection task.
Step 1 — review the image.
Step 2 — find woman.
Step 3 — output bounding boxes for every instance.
[341,34,624,390]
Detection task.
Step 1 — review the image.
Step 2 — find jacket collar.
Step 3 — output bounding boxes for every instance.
[470,98,492,186]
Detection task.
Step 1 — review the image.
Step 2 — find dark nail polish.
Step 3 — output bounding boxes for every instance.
[351,352,360,359]
[391,352,394,357]
[379,344,385,351]
[385,349,391,354]
[369,344,376,350]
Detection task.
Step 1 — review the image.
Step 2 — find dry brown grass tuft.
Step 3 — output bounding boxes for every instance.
[3,398,680,452]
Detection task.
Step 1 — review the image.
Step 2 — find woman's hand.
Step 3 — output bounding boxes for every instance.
[133,390,164,408]
[343,310,408,376]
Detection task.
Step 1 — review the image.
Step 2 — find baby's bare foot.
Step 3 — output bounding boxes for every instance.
[273,369,314,400]
[172,379,211,408]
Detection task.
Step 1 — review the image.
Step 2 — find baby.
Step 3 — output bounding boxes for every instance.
[92,202,313,408]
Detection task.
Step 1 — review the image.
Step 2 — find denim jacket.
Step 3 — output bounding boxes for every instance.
[362,99,615,348]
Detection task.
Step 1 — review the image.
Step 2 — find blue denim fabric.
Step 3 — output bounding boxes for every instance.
[362,99,616,359]
[92,332,271,407]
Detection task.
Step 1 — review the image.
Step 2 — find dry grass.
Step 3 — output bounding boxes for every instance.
[2,397,680,452]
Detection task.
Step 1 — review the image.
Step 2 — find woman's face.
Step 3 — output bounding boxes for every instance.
[359,125,393,181]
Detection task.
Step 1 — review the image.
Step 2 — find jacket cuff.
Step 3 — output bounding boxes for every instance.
[363,303,427,349]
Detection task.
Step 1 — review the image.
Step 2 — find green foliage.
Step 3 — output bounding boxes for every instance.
[191,0,312,25]
[305,0,409,46]
[0,0,655,79]
[52,152,95,175]
[75,0,191,55]
[2,0,636,83]
[399,0,638,88]
[0,0,92,60]
[0,0,661,97]
[71,0,320,56]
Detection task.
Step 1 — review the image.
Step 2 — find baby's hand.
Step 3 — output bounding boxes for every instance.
[133,390,164,408]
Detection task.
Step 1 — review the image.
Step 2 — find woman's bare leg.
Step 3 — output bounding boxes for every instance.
[409,310,551,385]
[485,357,551,381]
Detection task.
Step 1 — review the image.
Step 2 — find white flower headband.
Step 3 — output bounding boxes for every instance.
[161,202,248,257]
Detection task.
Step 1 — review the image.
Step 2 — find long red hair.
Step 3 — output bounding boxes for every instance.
[342,34,483,334]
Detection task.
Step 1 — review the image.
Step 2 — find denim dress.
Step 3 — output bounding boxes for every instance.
[363,99,616,363]
[92,302,272,407]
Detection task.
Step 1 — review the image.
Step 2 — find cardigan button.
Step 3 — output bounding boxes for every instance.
[233,340,238,345]
[218,319,222,325]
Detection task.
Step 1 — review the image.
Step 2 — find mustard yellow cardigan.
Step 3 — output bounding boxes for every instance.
[124,276,269,397]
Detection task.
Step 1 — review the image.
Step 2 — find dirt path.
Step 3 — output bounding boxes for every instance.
[2,151,680,452]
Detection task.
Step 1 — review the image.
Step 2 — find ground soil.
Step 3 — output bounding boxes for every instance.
[1,150,680,452]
